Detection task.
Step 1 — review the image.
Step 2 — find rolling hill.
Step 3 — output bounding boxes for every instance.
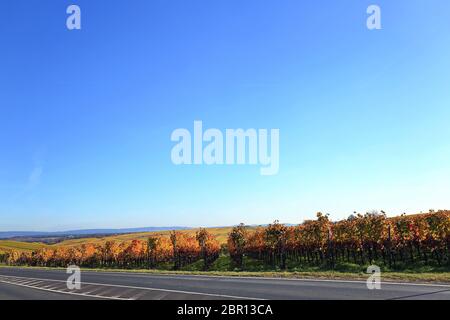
[0,226,190,239]
[0,226,238,253]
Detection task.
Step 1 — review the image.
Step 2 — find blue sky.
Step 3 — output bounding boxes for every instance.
[1,0,450,231]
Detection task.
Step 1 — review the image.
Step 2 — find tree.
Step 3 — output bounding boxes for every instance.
[196,228,208,270]
[265,221,288,269]
[228,223,248,268]
[170,231,180,270]
[147,237,159,269]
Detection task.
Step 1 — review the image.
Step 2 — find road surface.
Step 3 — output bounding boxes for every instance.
[0,267,449,300]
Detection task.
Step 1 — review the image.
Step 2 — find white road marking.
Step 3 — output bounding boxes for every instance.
[0,275,263,300]
[0,278,130,300]
[48,286,63,290]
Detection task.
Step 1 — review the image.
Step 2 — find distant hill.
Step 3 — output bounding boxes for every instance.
[0,227,190,240]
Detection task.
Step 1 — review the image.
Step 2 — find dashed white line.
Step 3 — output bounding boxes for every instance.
[0,278,130,300]
[0,275,263,300]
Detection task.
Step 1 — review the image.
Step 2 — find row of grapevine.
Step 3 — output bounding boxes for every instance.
[228,210,450,269]
[3,229,220,270]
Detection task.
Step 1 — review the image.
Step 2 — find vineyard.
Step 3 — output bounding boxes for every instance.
[230,210,450,270]
[1,210,449,271]
[0,229,221,271]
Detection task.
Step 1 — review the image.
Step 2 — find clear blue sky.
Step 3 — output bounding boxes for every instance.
[1,1,450,231]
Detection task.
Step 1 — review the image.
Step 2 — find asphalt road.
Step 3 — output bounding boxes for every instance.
[0,267,449,300]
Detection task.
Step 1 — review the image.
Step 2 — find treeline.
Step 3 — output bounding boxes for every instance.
[1,229,220,271]
[228,210,450,269]
[2,211,449,271]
